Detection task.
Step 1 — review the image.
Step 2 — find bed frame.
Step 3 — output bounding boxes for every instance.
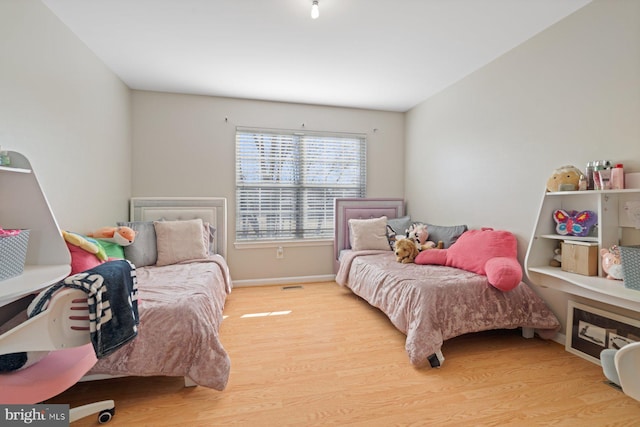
[82,197,229,387]
[333,198,404,273]
[130,197,227,259]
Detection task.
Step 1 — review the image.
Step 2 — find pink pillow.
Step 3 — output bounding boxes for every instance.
[415,228,522,291]
[66,242,104,275]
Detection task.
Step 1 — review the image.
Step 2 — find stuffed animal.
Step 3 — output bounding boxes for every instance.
[601,245,624,280]
[549,241,562,268]
[394,237,420,264]
[553,209,597,237]
[414,228,523,291]
[546,165,583,192]
[62,230,108,261]
[406,223,443,251]
[88,226,136,246]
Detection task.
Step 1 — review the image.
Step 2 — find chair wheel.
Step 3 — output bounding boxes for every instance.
[98,408,115,424]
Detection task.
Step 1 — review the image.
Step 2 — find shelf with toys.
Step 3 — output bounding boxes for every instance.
[525,172,640,312]
[0,151,71,309]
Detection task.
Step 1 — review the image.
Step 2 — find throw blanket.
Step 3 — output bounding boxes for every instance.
[29,260,139,358]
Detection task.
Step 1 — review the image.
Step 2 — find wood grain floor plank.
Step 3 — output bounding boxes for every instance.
[48,282,639,426]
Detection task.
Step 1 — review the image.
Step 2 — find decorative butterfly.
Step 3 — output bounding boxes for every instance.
[553,209,598,237]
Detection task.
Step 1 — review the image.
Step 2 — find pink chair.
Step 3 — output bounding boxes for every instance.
[0,288,115,423]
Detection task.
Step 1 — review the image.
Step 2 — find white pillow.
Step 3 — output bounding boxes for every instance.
[348,216,390,251]
[154,219,208,266]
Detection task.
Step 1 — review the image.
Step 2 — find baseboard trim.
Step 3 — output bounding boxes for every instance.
[233,275,336,288]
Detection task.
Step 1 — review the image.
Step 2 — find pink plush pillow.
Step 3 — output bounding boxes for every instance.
[415,228,522,291]
[66,242,104,275]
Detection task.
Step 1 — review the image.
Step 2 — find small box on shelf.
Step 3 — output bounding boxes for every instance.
[561,240,598,276]
[0,229,30,281]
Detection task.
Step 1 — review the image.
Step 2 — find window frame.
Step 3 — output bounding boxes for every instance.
[235,127,366,243]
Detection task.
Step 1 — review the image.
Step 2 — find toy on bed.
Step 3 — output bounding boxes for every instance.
[394,238,419,263]
[415,227,523,291]
[546,165,583,192]
[405,223,444,251]
[88,226,136,246]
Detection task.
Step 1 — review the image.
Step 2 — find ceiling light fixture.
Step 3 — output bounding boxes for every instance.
[311,0,319,19]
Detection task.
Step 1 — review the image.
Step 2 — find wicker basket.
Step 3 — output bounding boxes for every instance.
[620,245,640,291]
[0,229,30,281]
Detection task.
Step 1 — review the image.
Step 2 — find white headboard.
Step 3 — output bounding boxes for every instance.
[130,197,227,259]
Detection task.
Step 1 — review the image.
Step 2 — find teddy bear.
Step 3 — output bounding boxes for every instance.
[88,226,136,246]
[414,228,523,291]
[394,237,420,264]
[601,245,624,280]
[546,165,583,192]
[405,223,443,251]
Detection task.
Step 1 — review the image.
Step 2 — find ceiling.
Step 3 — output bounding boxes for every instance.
[41,0,591,112]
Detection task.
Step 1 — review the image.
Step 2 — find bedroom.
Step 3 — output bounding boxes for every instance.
[1,0,640,424]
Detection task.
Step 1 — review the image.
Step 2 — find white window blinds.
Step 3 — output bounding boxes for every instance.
[236,127,366,241]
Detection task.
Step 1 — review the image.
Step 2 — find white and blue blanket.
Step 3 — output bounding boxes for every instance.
[29,259,139,358]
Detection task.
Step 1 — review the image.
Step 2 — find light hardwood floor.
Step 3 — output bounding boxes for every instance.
[49,282,639,426]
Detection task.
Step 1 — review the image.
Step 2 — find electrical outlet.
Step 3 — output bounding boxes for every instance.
[276,246,284,259]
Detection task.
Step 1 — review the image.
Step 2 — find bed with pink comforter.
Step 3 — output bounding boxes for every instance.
[88,255,231,390]
[336,250,560,368]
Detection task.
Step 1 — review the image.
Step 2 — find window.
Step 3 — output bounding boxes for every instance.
[235,127,366,241]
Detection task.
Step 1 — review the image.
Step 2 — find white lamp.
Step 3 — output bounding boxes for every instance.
[311,0,319,19]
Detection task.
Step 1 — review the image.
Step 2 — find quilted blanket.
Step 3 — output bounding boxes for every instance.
[336,251,560,368]
[88,255,231,390]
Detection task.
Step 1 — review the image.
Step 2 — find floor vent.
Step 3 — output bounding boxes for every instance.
[282,285,304,290]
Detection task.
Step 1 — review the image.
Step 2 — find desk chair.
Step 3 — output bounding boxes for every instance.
[0,288,115,423]
[601,342,640,402]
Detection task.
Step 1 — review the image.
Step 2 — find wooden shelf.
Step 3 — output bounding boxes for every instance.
[0,264,70,306]
[525,189,640,313]
[528,266,640,312]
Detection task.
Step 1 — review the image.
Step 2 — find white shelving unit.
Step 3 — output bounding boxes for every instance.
[0,151,70,308]
[525,189,640,313]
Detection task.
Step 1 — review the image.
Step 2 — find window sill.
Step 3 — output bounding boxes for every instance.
[234,239,333,250]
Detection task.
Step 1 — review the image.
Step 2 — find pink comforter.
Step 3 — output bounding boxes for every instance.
[88,256,232,390]
[337,251,560,368]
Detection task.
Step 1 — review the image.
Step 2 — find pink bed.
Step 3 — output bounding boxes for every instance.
[88,256,231,390]
[334,198,560,368]
[85,197,233,390]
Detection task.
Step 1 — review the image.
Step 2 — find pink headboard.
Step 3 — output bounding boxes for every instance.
[334,198,405,273]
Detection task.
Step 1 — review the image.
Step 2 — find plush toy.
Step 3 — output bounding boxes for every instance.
[546,165,583,192]
[553,209,597,237]
[62,230,108,275]
[414,228,523,291]
[406,223,443,251]
[394,237,420,264]
[88,226,136,246]
[601,245,624,280]
[62,230,108,261]
[549,241,562,268]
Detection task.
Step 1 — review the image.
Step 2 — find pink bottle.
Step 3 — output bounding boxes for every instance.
[611,164,625,189]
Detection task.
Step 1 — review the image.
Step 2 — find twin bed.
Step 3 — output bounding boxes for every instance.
[83,197,232,390]
[334,198,560,368]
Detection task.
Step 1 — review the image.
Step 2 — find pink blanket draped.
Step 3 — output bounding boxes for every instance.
[336,251,560,368]
[88,256,231,390]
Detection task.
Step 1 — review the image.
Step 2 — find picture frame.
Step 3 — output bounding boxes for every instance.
[566,301,640,365]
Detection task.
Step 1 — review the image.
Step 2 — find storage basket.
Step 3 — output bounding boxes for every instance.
[0,229,29,281]
[620,245,640,291]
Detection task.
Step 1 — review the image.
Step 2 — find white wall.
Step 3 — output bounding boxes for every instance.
[405,0,640,329]
[131,91,404,282]
[0,0,131,231]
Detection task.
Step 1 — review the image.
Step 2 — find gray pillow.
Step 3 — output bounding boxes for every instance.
[386,215,412,249]
[117,221,157,267]
[424,223,468,248]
